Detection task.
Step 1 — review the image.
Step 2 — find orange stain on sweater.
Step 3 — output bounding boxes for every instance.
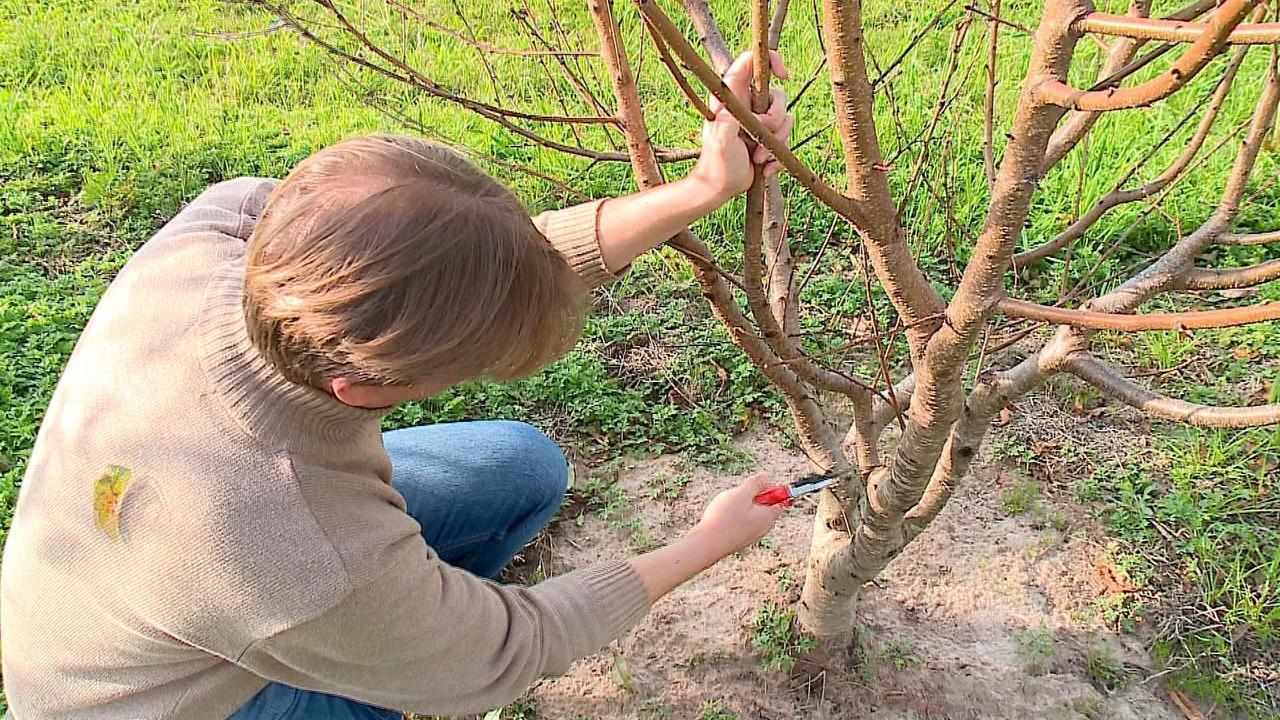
[93,465,132,539]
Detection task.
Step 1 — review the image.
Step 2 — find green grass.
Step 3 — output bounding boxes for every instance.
[1083,645,1132,695]
[645,470,691,502]
[998,478,1041,515]
[750,601,816,673]
[2,0,1279,715]
[877,638,923,671]
[481,697,537,720]
[697,700,738,720]
[1014,626,1056,676]
[1075,431,1280,714]
[576,470,658,551]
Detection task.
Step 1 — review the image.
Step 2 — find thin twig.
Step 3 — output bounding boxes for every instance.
[449,0,501,100]
[983,0,1001,191]
[385,0,597,56]
[872,0,963,87]
[641,15,715,121]
[962,3,1031,33]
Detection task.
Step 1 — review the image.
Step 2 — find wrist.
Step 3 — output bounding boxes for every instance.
[684,166,735,211]
[684,521,737,562]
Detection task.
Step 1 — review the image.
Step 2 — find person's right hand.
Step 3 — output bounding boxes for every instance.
[693,473,785,556]
[628,473,786,603]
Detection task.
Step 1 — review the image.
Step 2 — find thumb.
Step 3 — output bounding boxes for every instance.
[711,109,742,143]
[768,50,790,81]
[744,472,774,492]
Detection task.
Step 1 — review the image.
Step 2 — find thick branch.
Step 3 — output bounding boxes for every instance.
[751,0,772,114]
[742,1,877,409]
[799,6,1085,630]
[1093,47,1279,312]
[867,375,916,435]
[903,348,1061,541]
[1042,0,1229,172]
[1041,0,1153,173]
[744,0,794,380]
[636,0,872,229]
[1037,0,1257,112]
[763,172,797,334]
[1065,353,1280,427]
[1178,259,1280,289]
[744,1,792,352]
[997,297,1280,330]
[820,0,1085,597]
[933,4,1079,364]
[1221,230,1280,245]
[819,0,947,351]
[678,0,733,72]
[909,28,1279,571]
[1077,13,1280,44]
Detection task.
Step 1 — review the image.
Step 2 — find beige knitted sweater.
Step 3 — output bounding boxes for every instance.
[0,178,649,719]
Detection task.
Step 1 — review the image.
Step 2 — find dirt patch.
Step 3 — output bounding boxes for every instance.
[514,431,1183,720]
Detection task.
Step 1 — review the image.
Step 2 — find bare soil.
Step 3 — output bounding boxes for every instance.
[513,431,1183,720]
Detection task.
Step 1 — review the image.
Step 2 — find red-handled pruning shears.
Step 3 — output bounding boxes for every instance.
[753,474,839,507]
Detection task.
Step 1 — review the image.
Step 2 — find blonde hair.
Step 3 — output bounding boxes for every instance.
[243,135,587,388]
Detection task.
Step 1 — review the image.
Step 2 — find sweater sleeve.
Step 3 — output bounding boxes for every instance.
[153,177,277,244]
[237,535,649,716]
[532,199,624,288]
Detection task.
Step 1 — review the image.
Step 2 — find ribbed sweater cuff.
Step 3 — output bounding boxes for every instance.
[577,560,649,636]
[538,560,649,668]
[538,199,620,288]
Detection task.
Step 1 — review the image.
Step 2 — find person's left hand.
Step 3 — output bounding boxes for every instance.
[689,50,794,202]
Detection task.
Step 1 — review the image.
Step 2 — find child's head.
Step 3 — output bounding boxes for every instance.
[243,135,587,406]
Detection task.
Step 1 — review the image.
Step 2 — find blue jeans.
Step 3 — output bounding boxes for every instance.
[229,421,569,720]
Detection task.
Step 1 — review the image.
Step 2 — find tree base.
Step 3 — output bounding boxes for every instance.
[797,562,861,638]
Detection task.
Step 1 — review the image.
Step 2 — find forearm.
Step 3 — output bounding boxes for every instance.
[597,174,729,273]
[628,524,729,603]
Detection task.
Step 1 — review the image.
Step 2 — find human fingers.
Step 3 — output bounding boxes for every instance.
[720,51,754,105]
[768,49,790,80]
[752,114,793,164]
[760,87,788,132]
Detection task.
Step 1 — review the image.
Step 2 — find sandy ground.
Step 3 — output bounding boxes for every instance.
[509,432,1183,720]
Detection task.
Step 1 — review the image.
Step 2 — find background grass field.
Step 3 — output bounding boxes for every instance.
[2,0,1278,715]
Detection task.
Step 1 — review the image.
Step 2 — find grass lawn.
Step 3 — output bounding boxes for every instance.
[2,0,1277,715]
